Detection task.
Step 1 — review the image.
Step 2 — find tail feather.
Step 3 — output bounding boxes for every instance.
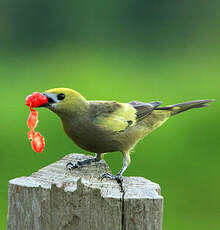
[156,99,214,115]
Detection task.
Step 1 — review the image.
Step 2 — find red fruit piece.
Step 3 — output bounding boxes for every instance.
[27,110,38,130]
[31,132,45,153]
[27,131,34,140]
[26,92,48,108]
[26,92,47,153]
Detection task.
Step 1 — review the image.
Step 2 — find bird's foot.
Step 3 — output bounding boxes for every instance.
[66,157,97,170]
[101,172,122,183]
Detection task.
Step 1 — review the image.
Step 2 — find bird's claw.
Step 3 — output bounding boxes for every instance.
[66,162,79,170]
[101,172,122,183]
[66,158,96,170]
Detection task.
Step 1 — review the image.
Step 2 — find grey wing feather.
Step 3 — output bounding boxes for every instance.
[128,101,162,120]
[89,101,121,118]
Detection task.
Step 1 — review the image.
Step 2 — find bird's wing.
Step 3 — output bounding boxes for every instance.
[89,100,162,133]
[89,101,137,133]
[128,101,162,121]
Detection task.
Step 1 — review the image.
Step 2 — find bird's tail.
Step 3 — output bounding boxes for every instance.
[156,99,214,116]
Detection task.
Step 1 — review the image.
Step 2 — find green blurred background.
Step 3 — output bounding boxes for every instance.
[0,0,219,229]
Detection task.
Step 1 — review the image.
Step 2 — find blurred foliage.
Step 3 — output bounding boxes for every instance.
[0,1,220,229]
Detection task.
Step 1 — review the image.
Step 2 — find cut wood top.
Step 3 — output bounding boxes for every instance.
[9,153,162,200]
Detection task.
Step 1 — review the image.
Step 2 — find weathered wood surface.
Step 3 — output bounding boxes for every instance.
[7,153,163,230]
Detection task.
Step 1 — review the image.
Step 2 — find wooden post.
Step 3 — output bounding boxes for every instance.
[7,154,163,230]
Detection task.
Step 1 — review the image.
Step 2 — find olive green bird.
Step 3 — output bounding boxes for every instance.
[41,88,213,181]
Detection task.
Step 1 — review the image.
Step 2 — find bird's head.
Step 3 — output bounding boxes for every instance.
[41,88,88,117]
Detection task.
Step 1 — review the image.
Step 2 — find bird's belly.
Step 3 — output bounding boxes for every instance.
[62,122,121,153]
[62,119,144,153]
[71,132,121,153]
[76,129,141,153]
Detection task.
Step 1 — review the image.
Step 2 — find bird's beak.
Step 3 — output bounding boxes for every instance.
[40,92,58,107]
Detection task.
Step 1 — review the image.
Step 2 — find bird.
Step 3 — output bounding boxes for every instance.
[41,88,214,182]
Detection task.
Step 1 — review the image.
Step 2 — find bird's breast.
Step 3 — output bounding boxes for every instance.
[61,118,122,153]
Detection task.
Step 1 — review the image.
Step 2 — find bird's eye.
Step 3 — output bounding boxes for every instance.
[57,93,65,101]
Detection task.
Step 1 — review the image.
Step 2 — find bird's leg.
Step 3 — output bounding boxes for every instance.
[101,152,130,182]
[66,153,103,170]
